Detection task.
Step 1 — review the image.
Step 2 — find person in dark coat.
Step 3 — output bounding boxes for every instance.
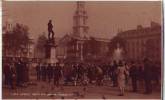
[47,63,53,83]
[41,64,47,81]
[8,63,13,89]
[88,64,97,84]
[111,60,118,87]
[53,63,62,87]
[77,64,84,81]
[137,62,144,85]
[36,63,41,81]
[129,61,139,92]
[22,62,29,83]
[9,63,16,89]
[15,61,22,86]
[4,63,10,86]
[19,61,25,85]
[143,58,153,94]
[152,62,160,85]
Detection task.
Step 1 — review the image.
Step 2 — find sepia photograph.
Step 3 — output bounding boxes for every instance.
[2,1,162,99]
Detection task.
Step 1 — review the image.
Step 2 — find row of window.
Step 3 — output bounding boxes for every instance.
[126,38,161,60]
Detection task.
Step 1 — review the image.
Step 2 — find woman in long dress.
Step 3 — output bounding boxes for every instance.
[116,61,128,96]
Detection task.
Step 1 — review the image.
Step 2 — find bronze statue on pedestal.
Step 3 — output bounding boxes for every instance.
[48,20,55,41]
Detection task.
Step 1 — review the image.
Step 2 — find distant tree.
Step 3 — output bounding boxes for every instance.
[35,33,47,58]
[3,23,30,56]
[36,33,47,50]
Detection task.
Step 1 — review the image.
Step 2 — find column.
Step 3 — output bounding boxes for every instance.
[76,42,79,57]
[80,42,83,61]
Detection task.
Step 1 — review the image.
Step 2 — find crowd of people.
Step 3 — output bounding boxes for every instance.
[3,59,29,89]
[35,58,161,96]
[3,58,161,96]
[36,63,62,87]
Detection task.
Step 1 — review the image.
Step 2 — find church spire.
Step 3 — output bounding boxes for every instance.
[73,1,89,38]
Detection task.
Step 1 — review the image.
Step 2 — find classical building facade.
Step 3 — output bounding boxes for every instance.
[56,1,110,62]
[117,22,161,63]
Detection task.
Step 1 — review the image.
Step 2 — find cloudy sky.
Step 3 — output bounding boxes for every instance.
[3,1,162,40]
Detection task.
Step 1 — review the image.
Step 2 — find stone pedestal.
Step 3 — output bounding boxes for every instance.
[45,39,58,64]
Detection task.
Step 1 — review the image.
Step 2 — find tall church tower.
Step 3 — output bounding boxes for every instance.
[73,1,89,38]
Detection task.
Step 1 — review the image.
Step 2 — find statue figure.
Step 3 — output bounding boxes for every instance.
[48,20,55,40]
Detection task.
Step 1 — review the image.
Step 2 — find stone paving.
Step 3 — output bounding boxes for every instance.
[3,78,161,99]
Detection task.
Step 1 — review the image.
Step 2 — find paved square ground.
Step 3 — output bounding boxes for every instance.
[3,78,161,99]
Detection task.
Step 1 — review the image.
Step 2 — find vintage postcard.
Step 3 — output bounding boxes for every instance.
[2,1,162,99]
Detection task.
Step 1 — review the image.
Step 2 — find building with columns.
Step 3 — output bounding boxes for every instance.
[117,21,161,63]
[56,1,110,63]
